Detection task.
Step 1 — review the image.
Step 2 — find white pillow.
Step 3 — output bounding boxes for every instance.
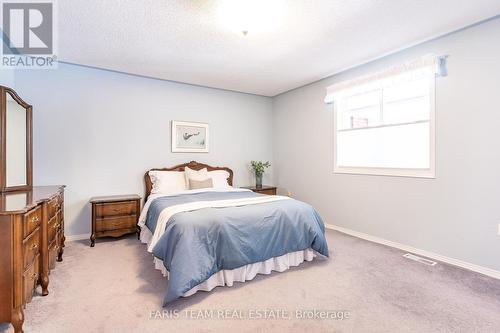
[149,170,187,194]
[184,166,208,184]
[208,170,231,188]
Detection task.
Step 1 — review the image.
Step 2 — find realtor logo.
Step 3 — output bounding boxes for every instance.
[1,1,57,68]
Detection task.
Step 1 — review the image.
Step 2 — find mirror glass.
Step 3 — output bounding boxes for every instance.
[6,93,27,187]
[4,192,28,211]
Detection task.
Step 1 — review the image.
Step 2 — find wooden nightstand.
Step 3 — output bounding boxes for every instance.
[89,194,141,247]
[240,185,277,195]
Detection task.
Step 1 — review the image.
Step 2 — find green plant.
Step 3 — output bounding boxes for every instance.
[251,161,271,175]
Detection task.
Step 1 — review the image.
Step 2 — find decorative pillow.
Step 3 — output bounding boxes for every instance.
[149,170,186,194]
[184,166,208,184]
[208,170,230,188]
[189,178,213,190]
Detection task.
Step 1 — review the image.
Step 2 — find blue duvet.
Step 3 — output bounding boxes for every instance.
[145,190,329,304]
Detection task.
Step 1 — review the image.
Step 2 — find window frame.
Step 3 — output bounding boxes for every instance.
[333,75,436,178]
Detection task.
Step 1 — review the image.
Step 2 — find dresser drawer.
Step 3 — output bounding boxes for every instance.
[47,196,58,218]
[48,243,58,270]
[23,206,41,238]
[57,192,64,205]
[95,201,137,217]
[47,193,63,218]
[23,227,40,270]
[48,212,61,244]
[23,253,40,304]
[96,215,137,232]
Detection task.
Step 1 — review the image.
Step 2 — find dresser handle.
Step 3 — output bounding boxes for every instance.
[31,216,39,223]
[31,243,38,250]
[53,224,60,230]
[31,273,38,281]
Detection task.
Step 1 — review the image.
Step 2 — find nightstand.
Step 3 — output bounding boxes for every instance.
[240,185,277,195]
[89,194,141,247]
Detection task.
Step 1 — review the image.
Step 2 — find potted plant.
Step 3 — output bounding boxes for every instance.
[251,161,270,188]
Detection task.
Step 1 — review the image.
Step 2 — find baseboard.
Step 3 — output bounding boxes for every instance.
[65,233,89,242]
[325,224,500,280]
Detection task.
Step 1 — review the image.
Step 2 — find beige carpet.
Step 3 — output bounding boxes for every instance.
[2,230,500,333]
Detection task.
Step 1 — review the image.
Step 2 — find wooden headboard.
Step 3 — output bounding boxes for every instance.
[144,161,234,201]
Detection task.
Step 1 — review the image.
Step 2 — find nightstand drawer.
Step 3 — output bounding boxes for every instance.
[90,194,141,246]
[95,215,137,232]
[254,188,277,195]
[240,186,277,196]
[95,201,137,217]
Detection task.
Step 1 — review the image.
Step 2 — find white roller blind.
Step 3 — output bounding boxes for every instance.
[328,55,444,178]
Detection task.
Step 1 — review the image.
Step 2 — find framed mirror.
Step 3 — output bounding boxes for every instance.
[0,86,32,192]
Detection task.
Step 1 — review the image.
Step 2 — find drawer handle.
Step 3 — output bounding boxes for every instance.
[53,224,60,230]
[31,216,40,223]
[31,243,38,250]
[31,273,38,281]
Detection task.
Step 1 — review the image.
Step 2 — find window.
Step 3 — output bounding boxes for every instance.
[325,55,445,178]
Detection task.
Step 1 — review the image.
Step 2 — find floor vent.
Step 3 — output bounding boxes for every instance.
[403,253,437,266]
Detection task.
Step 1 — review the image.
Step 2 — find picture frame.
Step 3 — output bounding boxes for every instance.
[171,121,209,153]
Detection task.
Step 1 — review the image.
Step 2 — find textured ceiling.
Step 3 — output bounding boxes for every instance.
[58,0,500,96]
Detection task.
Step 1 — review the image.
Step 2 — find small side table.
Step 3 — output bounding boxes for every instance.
[240,185,277,195]
[89,194,141,247]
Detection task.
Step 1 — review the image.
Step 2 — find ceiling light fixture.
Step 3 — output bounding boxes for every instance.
[217,0,285,36]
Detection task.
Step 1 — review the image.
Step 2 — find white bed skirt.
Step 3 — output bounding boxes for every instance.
[140,228,317,297]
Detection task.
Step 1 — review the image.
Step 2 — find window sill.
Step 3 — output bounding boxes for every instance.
[333,166,435,179]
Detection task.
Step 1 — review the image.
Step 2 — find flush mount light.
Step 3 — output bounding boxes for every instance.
[217,0,285,36]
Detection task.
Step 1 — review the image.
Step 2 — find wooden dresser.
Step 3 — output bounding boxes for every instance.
[90,194,141,247]
[0,186,65,333]
[240,185,277,195]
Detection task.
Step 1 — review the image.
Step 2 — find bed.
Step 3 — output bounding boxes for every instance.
[138,161,329,305]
